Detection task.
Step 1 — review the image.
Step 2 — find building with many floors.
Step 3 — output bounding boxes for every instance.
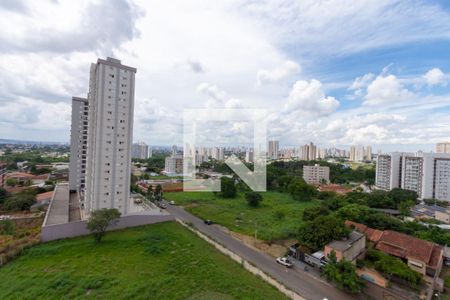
[303,164,330,184]
[436,142,450,154]
[69,97,89,192]
[80,57,137,216]
[268,140,279,160]
[132,142,150,159]
[376,152,450,201]
[164,155,183,174]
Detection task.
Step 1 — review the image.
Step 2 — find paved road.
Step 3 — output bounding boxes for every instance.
[165,203,354,300]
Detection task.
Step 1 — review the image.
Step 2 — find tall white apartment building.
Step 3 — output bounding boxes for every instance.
[350,145,372,162]
[303,164,330,185]
[268,140,279,160]
[245,148,254,163]
[132,142,149,159]
[436,142,450,154]
[376,152,450,201]
[69,97,89,191]
[84,57,137,216]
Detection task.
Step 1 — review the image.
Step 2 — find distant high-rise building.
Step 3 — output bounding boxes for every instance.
[303,164,330,184]
[132,142,150,159]
[436,142,450,154]
[308,142,316,161]
[376,152,450,201]
[268,140,279,159]
[350,145,371,162]
[365,146,372,161]
[69,97,89,192]
[245,148,254,163]
[84,57,137,216]
[172,145,177,156]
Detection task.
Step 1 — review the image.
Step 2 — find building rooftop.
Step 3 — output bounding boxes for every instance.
[327,230,364,252]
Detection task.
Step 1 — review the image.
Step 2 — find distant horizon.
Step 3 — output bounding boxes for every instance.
[0,137,441,154]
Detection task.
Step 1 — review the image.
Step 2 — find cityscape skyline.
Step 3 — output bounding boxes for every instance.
[0,1,450,151]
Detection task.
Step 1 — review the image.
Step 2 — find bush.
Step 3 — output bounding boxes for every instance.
[218,177,237,198]
[0,220,16,235]
[245,192,262,207]
[86,208,121,242]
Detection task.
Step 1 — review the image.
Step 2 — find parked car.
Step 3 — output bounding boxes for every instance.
[204,219,213,225]
[276,257,293,268]
[158,203,167,209]
[169,200,175,205]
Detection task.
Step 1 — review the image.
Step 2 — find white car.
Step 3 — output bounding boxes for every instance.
[276,257,293,268]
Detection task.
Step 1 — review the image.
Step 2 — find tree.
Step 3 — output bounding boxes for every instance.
[389,188,418,204]
[322,251,364,293]
[302,205,330,221]
[399,199,415,216]
[0,187,8,204]
[154,184,163,202]
[3,190,36,211]
[0,219,16,235]
[287,178,317,201]
[86,208,121,242]
[146,185,154,202]
[218,177,237,198]
[5,178,18,187]
[298,215,349,251]
[245,192,263,207]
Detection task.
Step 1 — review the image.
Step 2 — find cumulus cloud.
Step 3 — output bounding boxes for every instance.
[423,68,447,86]
[363,74,412,106]
[0,0,143,53]
[284,79,339,115]
[257,60,300,85]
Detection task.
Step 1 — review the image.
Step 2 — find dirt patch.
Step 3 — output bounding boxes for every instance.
[183,202,200,209]
[229,231,295,258]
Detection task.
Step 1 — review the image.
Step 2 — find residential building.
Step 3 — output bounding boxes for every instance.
[69,97,89,192]
[345,221,444,278]
[436,142,450,154]
[171,145,177,156]
[303,164,330,184]
[376,152,450,201]
[411,204,450,224]
[245,148,254,163]
[268,140,279,159]
[84,57,137,216]
[298,142,317,161]
[131,142,149,159]
[164,155,183,174]
[324,230,365,262]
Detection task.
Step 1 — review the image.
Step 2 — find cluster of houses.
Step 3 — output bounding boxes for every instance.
[291,220,447,298]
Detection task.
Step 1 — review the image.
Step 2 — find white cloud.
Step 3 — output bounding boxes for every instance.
[423,68,447,86]
[284,79,339,115]
[257,60,300,85]
[364,74,412,106]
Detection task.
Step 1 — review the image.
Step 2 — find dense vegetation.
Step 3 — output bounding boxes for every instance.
[0,148,69,170]
[131,153,169,173]
[0,222,287,299]
[322,251,363,293]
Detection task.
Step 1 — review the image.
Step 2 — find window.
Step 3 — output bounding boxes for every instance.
[110,74,115,78]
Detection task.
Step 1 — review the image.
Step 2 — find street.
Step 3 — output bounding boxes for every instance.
[165,203,354,300]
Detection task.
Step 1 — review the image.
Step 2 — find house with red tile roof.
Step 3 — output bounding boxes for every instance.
[345,220,444,278]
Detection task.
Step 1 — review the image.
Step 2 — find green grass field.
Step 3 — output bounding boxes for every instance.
[165,191,319,241]
[0,222,287,300]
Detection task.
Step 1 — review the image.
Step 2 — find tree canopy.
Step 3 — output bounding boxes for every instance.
[86,208,121,242]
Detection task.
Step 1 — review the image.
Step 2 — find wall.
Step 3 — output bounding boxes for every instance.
[41,214,174,242]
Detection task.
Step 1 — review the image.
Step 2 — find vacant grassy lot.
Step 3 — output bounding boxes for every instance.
[165,191,319,241]
[0,222,287,300]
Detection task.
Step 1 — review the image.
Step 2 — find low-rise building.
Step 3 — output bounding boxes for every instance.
[411,204,450,224]
[324,230,366,262]
[303,164,330,184]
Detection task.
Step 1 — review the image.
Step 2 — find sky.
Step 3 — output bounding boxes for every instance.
[1,0,450,152]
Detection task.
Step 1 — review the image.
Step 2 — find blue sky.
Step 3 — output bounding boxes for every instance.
[0,0,449,152]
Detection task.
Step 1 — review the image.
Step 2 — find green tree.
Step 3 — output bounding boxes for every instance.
[86,208,121,243]
[146,185,154,202]
[399,199,415,216]
[3,190,36,211]
[154,184,163,202]
[322,251,364,293]
[5,178,18,187]
[298,215,349,251]
[245,191,263,207]
[302,205,330,221]
[218,177,237,198]
[0,219,16,235]
[0,187,8,204]
[288,178,317,201]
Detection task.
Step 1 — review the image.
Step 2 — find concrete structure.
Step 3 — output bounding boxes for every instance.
[376,152,450,201]
[69,97,89,191]
[132,142,149,159]
[268,140,279,160]
[299,142,317,161]
[324,230,365,262]
[349,145,372,162]
[303,164,330,184]
[164,155,183,174]
[411,204,450,224]
[436,142,450,154]
[84,57,137,216]
[245,148,254,163]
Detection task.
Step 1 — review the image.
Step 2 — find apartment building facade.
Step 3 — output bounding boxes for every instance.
[83,57,137,216]
[376,152,450,201]
[164,155,183,174]
[69,97,89,191]
[268,140,279,160]
[132,142,150,159]
[436,142,450,154]
[303,164,330,184]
